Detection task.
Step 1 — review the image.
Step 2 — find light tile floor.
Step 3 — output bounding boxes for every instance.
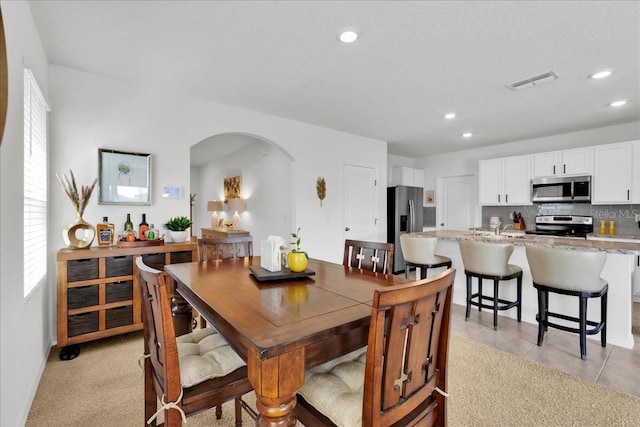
[449,303,640,398]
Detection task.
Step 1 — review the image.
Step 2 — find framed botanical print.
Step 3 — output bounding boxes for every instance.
[98,148,151,205]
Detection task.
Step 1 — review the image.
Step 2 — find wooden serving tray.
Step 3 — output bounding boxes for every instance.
[116,239,164,248]
[248,265,315,282]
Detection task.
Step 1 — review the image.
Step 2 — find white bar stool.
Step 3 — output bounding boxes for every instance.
[458,239,523,330]
[525,246,607,360]
[400,234,452,280]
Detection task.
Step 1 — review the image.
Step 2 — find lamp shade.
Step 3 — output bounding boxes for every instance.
[207,200,224,212]
[227,198,246,212]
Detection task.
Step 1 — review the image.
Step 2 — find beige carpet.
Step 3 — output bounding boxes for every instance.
[26,331,640,426]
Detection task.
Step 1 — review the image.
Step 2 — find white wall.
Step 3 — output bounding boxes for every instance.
[0,2,51,426]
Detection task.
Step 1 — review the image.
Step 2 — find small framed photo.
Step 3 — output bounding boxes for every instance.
[162,186,182,199]
[425,190,435,205]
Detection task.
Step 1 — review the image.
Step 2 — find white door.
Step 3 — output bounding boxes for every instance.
[437,175,477,230]
[344,164,377,241]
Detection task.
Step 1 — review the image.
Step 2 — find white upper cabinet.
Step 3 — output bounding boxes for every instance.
[592,141,637,204]
[532,147,593,178]
[478,155,532,206]
[391,166,424,187]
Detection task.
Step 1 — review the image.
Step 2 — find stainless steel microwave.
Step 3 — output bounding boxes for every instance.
[531,176,591,203]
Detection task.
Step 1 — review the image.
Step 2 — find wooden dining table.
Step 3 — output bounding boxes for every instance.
[164,256,411,426]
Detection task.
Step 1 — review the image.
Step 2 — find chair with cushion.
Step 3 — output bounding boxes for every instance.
[458,239,522,330]
[136,257,256,426]
[343,239,394,274]
[400,234,452,280]
[295,268,455,427]
[525,246,608,360]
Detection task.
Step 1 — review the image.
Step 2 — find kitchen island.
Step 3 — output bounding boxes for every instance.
[415,230,640,349]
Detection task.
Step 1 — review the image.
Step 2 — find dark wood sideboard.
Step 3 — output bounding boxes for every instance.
[56,242,197,350]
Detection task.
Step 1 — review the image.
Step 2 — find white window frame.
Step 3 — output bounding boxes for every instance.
[24,68,48,299]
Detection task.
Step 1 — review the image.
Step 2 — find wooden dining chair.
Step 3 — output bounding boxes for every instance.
[194,236,254,328]
[296,267,455,427]
[136,257,256,426]
[197,236,253,262]
[343,239,394,274]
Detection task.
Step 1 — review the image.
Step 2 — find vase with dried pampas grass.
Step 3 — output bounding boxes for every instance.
[56,170,98,249]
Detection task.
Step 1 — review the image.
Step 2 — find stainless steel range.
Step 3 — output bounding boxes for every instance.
[525,215,593,238]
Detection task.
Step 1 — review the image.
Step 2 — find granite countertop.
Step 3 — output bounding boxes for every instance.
[415,230,640,254]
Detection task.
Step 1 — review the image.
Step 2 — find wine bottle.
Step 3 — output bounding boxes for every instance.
[124,213,133,232]
[139,213,149,241]
[123,213,136,240]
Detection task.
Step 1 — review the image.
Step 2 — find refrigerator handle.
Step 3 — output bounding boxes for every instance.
[409,199,414,232]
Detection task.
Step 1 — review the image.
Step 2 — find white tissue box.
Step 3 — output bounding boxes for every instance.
[261,239,282,272]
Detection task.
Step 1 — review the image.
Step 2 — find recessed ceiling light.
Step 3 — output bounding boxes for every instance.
[444,113,456,119]
[462,132,473,138]
[339,28,359,43]
[590,70,612,79]
[609,100,627,107]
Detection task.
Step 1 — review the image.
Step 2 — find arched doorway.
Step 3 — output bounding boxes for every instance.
[190,133,294,252]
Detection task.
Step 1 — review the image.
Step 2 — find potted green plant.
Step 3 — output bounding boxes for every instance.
[287,227,309,272]
[164,216,192,243]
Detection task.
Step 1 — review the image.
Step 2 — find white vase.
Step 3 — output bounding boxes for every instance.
[169,230,188,243]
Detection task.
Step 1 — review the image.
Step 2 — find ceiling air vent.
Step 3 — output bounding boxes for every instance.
[506,71,559,92]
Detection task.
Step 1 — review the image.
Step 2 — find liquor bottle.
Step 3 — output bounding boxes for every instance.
[145,224,159,241]
[599,220,606,235]
[97,217,114,247]
[139,213,149,241]
[608,220,615,236]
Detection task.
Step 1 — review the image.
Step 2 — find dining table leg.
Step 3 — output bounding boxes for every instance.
[247,346,305,426]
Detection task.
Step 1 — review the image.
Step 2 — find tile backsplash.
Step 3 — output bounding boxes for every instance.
[482,203,640,235]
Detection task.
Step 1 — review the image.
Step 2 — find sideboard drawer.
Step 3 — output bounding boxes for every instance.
[141,253,165,271]
[106,280,133,303]
[106,306,133,329]
[171,251,193,264]
[67,258,99,282]
[68,312,99,337]
[105,255,133,277]
[67,285,99,309]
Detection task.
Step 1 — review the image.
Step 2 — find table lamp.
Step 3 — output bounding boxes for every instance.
[207,200,224,228]
[227,198,246,231]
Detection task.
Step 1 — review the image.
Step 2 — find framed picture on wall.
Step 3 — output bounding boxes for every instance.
[224,176,242,201]
[98,148,151,205]
[425,190,435,205]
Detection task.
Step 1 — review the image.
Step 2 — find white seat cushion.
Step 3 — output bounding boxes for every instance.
[297,347,368,427]
[176,327,246,388]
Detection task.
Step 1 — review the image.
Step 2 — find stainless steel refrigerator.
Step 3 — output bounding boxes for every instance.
[387,185,423,274]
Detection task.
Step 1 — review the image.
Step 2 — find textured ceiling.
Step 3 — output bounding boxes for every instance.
[30,1,640,158]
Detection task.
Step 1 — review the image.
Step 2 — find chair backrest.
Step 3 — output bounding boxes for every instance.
[458,239,514,276]
[136,257,183,423]
[363,268,455,426]
[400,234,439,265]
[343,239,394,274]
[525,246,606,292]
[197,236,253,262]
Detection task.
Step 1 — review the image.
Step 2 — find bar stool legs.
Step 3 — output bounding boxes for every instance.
[534,284,608,361]
[465,271,523,330]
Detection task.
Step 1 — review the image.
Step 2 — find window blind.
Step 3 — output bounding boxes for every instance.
[24,68,48,298]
